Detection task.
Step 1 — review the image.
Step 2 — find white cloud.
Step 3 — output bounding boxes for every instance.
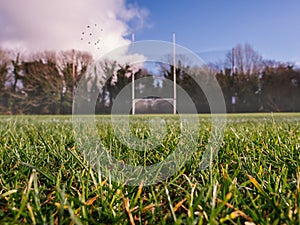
[0,0,148,58]
[292,58,300,68]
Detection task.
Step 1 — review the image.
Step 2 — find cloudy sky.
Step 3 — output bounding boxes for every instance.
[0,0,148,58]
[1,0,300,65]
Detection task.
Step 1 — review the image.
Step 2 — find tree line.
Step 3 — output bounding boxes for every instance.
[0,43,299,114]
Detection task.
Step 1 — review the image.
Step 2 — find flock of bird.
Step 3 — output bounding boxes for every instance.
[80,24,103,50]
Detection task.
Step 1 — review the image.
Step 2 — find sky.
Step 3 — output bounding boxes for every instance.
[1,0,300,65]
[0,0,148,59]
[132,0,300,65]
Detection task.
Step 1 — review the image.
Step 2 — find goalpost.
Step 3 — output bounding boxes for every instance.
[131,32,136,114]
[131,33,177,115]
[172,33,176,114]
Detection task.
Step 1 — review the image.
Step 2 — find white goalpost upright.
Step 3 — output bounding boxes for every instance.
[173,33,177,114]
[131,33,177,115]
[131,32,135,115]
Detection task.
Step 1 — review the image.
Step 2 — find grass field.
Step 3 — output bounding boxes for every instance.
[0,113,300,224]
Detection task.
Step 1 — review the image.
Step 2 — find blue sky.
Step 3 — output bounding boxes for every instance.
[128,0,300,65]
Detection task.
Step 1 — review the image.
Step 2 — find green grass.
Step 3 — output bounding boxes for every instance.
[0,113,300,224]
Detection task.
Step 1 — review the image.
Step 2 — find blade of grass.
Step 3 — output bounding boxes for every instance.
[13,169,35,223]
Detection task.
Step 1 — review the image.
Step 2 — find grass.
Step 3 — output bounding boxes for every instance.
[0,113,299,224]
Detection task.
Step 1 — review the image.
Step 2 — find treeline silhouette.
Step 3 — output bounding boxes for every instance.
[0,44,299,114]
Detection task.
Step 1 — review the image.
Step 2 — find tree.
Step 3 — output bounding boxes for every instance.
[0,48,10,113]
[20,52,63,114]
[260,63,300,112]
[225,43,263,76]
[56,50,93,113]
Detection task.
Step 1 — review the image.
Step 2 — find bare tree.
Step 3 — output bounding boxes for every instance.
[0,48,10,87]
[56,50,93,100]
[0,48,11,113]
[225,43,263,76]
